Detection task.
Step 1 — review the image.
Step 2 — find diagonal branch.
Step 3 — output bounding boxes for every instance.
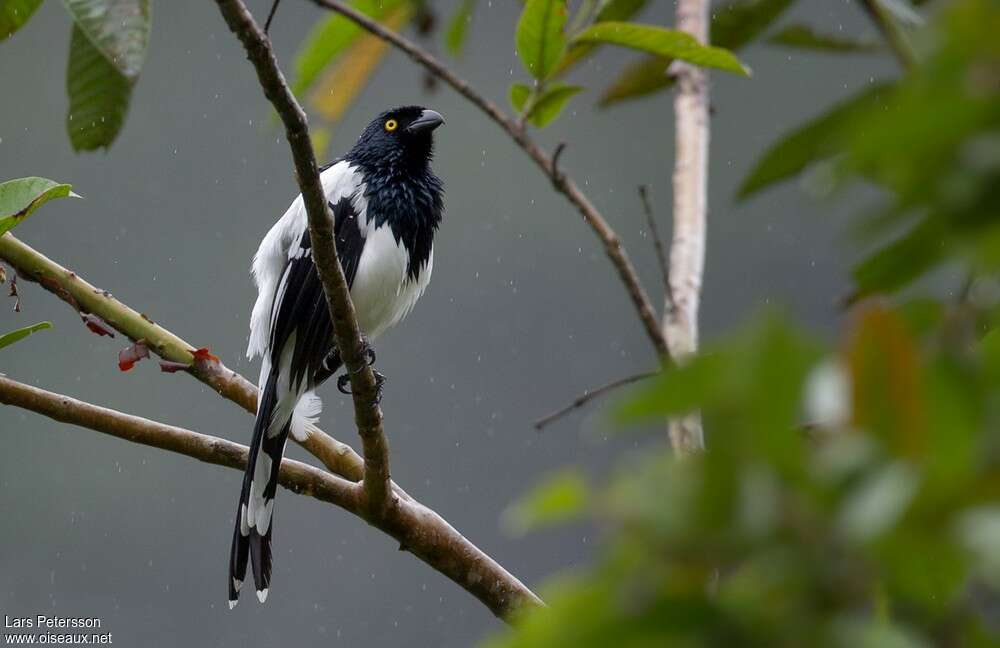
[307,0,669,360]
[214,0,391,513]
[533,370,657,431]
[0,375,542,618]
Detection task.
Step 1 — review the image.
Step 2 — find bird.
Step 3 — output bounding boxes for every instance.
[228,106,445,609]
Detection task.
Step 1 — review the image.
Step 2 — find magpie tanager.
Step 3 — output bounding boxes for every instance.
[228,106,445,608]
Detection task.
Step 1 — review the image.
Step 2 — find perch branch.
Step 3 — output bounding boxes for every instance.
[665,0,710,454]
[0,232,362,480]
[0,375,542,619]
[307,0,669,359]
[534,370,658,431]
[638,185,671,298]
[214,0,391,513]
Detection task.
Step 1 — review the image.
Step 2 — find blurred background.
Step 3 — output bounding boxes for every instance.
[1,1,897,645]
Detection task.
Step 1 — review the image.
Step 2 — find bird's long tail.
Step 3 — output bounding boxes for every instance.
[228,367,293,608]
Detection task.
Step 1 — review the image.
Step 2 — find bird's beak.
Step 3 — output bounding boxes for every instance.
[406,109,444,134]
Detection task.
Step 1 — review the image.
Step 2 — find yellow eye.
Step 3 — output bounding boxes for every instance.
[384,119,398,132]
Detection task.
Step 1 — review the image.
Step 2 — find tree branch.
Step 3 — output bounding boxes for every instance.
[0,375,542,618]
[665,0,710,455]
[0,232,363,481]
[638,185,671,299]
[306,0,669,360]
[533,370,657,431]
[213,0,391,513]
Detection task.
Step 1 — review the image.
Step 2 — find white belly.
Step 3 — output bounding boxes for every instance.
[350,224,433,339]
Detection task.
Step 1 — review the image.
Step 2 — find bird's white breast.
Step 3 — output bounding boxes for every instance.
[351,223,433,340]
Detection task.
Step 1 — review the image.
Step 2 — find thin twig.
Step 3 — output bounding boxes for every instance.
[214,0,391,514]
[534,370,658,431]
[307,0,669,360]
[0,375,542,619]
[264,0,282,33]
[638,185,671,300]
[665,0,711,454]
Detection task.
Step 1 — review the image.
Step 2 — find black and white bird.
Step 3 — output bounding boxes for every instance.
[228,106,445,608]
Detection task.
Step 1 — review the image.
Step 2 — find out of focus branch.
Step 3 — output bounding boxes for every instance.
[307,0,669,360]
[214,0,391,513]
[534,370,658,431]
[0,375,542,619]
[665,0,710,455]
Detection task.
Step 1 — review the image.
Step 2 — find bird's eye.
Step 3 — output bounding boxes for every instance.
[384,119,398,132]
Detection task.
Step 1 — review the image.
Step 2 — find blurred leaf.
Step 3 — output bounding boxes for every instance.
[768,24,881,52]
[0,0,41,39]
[509,82,531,113]
[597,55,672,107]
[574,22,750,76]
[0,321,51,350]
[503,469,588,535]
[525,83,582,127]
[845,305,927,457]
[62,0,150,80]
[0,177,78,235]
[516,0,568,80]
[445,0,475,57]
[309,5,411,126]
[737,82,892,199]
[292,0,401,97]
[956,506,1000,588]
[310,126,331,161]
[838,461,920,542]
[851,219,945,300]
[710,0,796,50]
[66,24,134,151]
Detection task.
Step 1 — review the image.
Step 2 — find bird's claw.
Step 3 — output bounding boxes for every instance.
[337,373,352,395]
[335,369,386,404]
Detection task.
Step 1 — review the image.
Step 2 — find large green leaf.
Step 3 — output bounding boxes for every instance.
[0,177,78,236]
[737,82,892,199]
[526,84,582,127]
[710,0,796,50]
[292,0,400,97]
[516,0,568,80]
[574,22,750,76]
[0,0,42,39]
[0,321,52,350]
[768,24,881,52]
[509,82,531,113]
[66,24,133,151]
[62,0,150,80]
[594,0,648,22]
[445,0,475,57]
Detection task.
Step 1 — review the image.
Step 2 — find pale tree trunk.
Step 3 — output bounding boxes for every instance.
[666,0,710,454]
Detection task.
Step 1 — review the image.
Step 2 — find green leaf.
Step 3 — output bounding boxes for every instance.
[0,321,52,350]
[503,469,588,535]
[594,0,648,22]
[525,84,582,127]
[62,0,151,80]
[574,22,750,76]
[737,82,891,199]
[509,82,531,113]
[768,24,881,52]
[597,55,672,107]
[516,0,568,80]
[66,24,134,151]
[710,0,796,50]
[0,177,78,235]
[293,0,401,97]
[445,0,475,57]
[0,0,42,39]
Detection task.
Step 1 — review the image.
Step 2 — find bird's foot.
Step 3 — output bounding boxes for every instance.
[336,369,387,404]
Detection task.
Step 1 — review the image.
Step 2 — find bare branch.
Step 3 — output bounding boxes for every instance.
[665,0,710,454]
[213,0,391,513]
[638,185,671,299]
[534,370,658,431]
[307,0,669,359]
[0,375,542,618]
[264,0,281,33]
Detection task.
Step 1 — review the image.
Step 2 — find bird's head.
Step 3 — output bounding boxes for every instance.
[347,106,444,174]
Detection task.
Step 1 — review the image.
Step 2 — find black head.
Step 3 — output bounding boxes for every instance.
[346,106,444,174]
